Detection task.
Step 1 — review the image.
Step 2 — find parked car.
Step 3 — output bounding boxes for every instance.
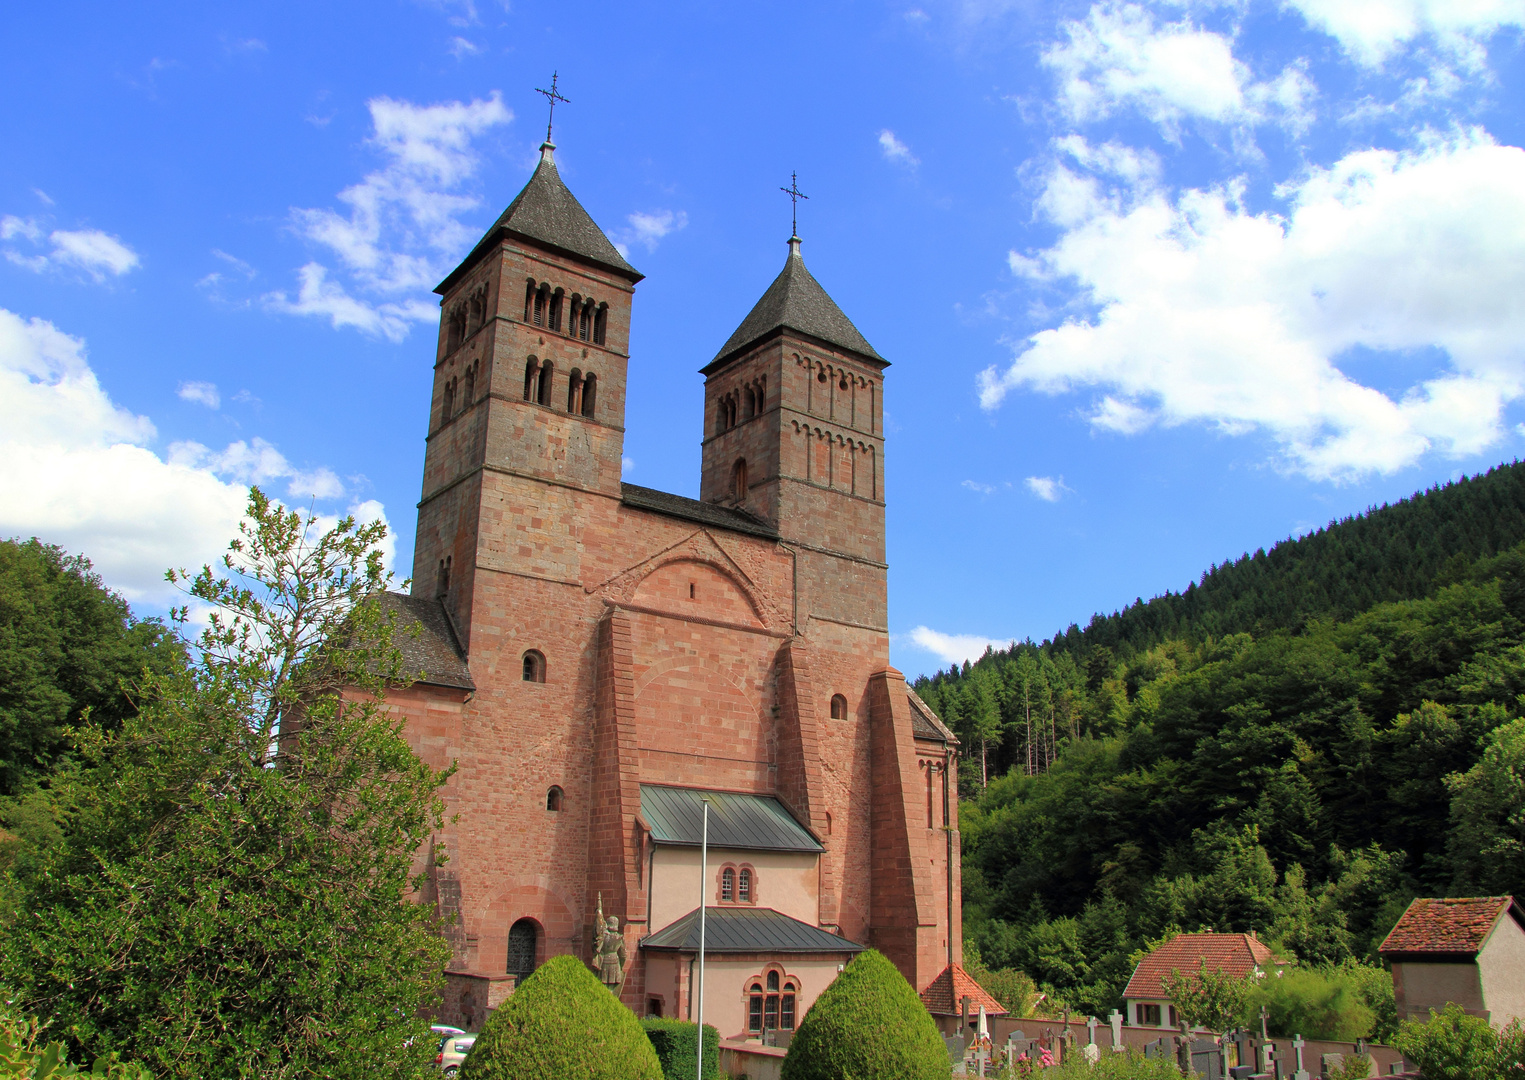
[431,1024,465,1039]
[436,1033,477,1076]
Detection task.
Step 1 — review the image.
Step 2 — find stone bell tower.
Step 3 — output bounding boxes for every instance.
[411,139,644,644]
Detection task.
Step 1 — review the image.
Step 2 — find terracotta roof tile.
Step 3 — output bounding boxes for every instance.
[920,963,1008,1017]
[1379,897,1522,957]
[1123,933,1276,1001]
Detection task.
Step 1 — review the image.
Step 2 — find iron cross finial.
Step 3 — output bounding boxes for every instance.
[779,171,809,239]
[535,71,569,143]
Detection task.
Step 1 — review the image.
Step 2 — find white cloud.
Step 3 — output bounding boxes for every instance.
[980,133,1525,481]
[3,216,140,281]
[962,479,997,495]
[1025,475,1071,501]
[269,93,511,338]
[0,307,377,605]
[878,129,920,167]
[622,456,635,475]
[1288,0,1525,68]
[1044,3,1315,134]
[448,36,481,57]
[178,381,221,409]
[906,626,1016,666]
[612,210,689,258]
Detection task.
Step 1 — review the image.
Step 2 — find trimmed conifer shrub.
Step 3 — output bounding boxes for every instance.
[459,955,663,1080]
[781,950,950,1080]
[640,1017,718,1080]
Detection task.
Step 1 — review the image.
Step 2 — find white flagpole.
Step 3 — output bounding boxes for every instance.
[696,799,709,1080]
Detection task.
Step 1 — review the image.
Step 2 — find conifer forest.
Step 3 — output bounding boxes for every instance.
[915,461,1525,1025]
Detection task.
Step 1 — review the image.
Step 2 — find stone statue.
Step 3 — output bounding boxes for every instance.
[591,892,627,993]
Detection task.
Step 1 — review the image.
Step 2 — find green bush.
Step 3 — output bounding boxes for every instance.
[1,994,152,1079]
[640,1018,718,1080]
[1391,1004,1521,1080]
[1243,965,1378,1042]
[780,950,948,1080]
[459,956,662,1080]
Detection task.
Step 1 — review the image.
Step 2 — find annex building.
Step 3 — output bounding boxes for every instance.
[385,135,963,1040]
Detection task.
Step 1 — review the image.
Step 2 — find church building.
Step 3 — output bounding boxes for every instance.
[383,134,965,1039]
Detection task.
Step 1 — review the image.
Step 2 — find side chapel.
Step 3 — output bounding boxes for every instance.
[384,134,965,1039]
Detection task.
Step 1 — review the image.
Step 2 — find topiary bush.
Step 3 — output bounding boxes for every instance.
[459,955,662,1080]
[781,950,949,1080]
[640,1018,718,1080]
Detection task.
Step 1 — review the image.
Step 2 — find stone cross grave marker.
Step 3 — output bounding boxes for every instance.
[1087,1015,1099,1047]
[1292,1035,1310,1080]
[1108,1009,1124,1052]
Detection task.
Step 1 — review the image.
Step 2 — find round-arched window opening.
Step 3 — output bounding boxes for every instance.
[546,786,563,812]
[830,694,848,720]
[507,918,539,984]
[739,867,752,903]
[522,650,546,683]
[721,867,735,902]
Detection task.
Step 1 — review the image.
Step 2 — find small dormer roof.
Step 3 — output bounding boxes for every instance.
[437,143,641,295]
[703,238,884,373]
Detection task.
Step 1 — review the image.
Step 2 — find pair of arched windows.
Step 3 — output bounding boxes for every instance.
[522,358,597,419]
[747,970,797,1033]
[719,865,754,904]
[441,360,479,425]
[715,377,766,435]
[445,282,491,353]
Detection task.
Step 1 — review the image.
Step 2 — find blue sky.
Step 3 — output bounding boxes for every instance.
[3,1,1525,679]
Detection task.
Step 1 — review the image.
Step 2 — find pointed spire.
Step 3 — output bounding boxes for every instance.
[705,237,883,370]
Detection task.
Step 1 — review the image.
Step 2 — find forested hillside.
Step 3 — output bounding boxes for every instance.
[915,463,1525,1026]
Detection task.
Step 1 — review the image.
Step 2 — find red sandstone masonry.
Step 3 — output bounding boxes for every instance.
[773,640,836,928]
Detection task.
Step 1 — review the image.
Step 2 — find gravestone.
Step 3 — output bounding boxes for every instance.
[1144,1038,1171,1060]
[1323,1052,1345,1078]
[1291,1035,1311,1080]
[945,1032,965,1066]
[1109,1009,1124,1051]
[1191,1038,1225,1080]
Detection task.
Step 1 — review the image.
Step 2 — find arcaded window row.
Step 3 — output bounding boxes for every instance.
[715,375,768,435]
[525,278,608,345]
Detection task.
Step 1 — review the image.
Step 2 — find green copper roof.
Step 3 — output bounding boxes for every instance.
[642,907,863,954]
[640,785,822,853]
[705,238,883,371]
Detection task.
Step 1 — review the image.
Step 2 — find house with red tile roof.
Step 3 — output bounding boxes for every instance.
[1379,896,1525,1027]
[919,963,1007,1038]
[1122,932,1279,1031]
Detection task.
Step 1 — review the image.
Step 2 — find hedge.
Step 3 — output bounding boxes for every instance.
[459,956,662,1080]
[640,1018,719,1080]
[781,950,949,1080]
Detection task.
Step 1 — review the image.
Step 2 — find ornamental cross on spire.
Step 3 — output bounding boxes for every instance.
[780,171,809,239]
[535,71,569,144]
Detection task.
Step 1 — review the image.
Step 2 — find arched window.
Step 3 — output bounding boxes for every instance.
[442,377,456,420]
[463,361,475,408]
[522,650,545,683]
[533,285,549,326]
[537,361,554,407]
[524,279,536,321]
[738,867,752,903]
[781,981,797,1030]
[578,300,592,341]
[436,556,450,599]
[830,694,847,720]
[549,289,563,331]
[566,294,581,337]
[732,459,748,502]
[546,786,563,812]
[721,867,735,902]
[524,357,539,401]
[507,918,539,984]
[567,368,582,413]
[580,373,597,419]
[745,387,756,418]
[594,304,607,345]
[748,984,763,1032]
[765,971,780,1030]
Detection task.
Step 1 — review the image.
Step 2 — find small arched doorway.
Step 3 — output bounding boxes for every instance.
[507,918,539,985]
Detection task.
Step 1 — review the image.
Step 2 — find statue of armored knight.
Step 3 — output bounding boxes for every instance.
[591,892,627,994]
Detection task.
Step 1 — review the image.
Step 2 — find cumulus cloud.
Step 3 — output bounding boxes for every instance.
[613,210,689,258]
[981,133,1525,481]
[178,381,221,409]
[1287,0,1525,68]
[2,216,140,281]
[1044,3,1315,134]
[878,130,920,166]
[267,93,511,339]
[1025,475,1070,501]
[906,626,1016,667]
[0,308,380,605]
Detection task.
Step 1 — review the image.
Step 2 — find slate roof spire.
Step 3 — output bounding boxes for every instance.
[435,136,640,294]
[705,234,885,371]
